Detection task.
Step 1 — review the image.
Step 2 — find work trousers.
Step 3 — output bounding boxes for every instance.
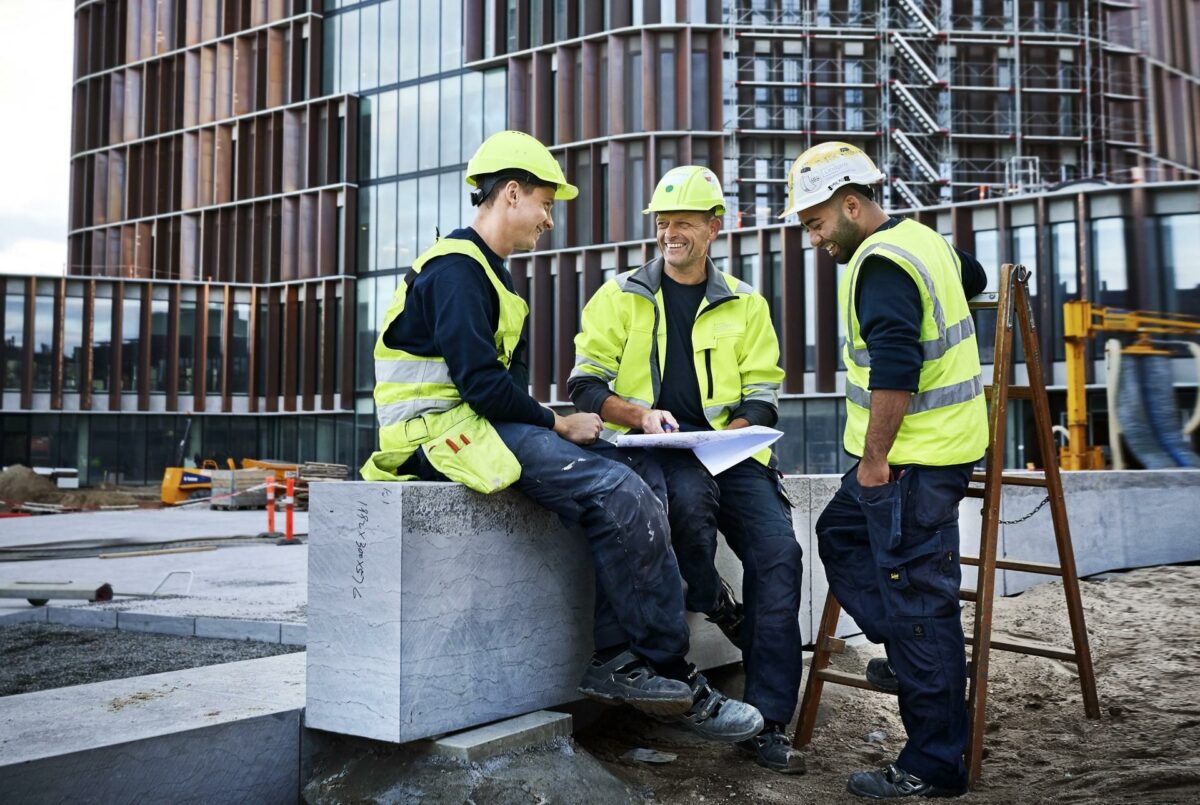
[641,450,804,725]
[815,461,973,791]
[401,423,690,668]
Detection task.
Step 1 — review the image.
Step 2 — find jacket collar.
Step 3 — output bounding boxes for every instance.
[622,256,737,306]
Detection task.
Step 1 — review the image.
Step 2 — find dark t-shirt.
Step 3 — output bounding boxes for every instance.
[654,273,710,430]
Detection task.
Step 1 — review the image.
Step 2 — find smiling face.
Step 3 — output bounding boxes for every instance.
[799,192,868,265]
[655,210,720,274]
[505,183,557,251]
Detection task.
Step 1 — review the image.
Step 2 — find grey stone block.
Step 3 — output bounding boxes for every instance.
[0,607,48,625]
[117,611,195,637]
[0,654,305,805]
[281,622,308,646]
[48,606,118,630]
[425,710,573,762]
[195,617,282,643]
[306,482,742,744]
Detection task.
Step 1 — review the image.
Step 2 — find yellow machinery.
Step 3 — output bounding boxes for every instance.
[161,458,299,505]
[1061,301,1200,470]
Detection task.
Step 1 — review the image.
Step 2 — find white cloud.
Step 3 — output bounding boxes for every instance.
[0,238,67,276]
[0,1,74,275]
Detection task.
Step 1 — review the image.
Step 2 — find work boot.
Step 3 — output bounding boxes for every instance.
[866,658,899,693]
[577,650,694,716]
[736,721,807,774]
[847,763,966,799]
[705,578,746,649]
[672,670,764,743]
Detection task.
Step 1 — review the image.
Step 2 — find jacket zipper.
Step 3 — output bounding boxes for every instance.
[704,349,714,399]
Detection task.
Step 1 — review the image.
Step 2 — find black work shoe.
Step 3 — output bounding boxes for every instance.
[736,723,807,774]
[577,650,694,716]
[672,671,764,743]
[705,578,746,649]
[866,658,899,693]
[847,763,966,799]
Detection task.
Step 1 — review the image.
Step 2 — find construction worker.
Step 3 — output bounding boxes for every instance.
[780,142,988,798]
[360,131,762,744]
[569,166,806,774]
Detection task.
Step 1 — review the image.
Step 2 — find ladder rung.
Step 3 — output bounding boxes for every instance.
[971,473,1048,487]
[959,587,977,602]
[984,385,1034,400]
[815,668,897,695]
[965,636,1079,663]
[960,555,1063,575]
[964,486,984,498]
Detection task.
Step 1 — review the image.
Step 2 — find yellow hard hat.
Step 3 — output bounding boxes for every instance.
[643,165,726,216]
[778,142,885,219]
[466,130,578,201]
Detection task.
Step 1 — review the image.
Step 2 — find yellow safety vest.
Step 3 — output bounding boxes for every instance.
[571,257,783,466]
[359,238,526,493]
[840,219,988,466]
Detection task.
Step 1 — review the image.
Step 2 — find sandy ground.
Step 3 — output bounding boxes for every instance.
[0,622,301,697]
[574,564,1200,804]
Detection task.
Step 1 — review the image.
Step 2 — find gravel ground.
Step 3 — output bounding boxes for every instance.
[0,622,301,696]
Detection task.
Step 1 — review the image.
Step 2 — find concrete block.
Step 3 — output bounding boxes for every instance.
[805,475,862,640]
[425,710,573,763]
[0,607,48,625]
[48,606,118,630]
[281,622,308,646]
[306,482,742,744]
[0,653,305,805]
[117,611,195,637]
[195,617,282,643]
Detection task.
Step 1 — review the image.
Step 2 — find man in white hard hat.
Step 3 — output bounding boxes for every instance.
[570,166,805,773]
[779,142,987,798]
[361,131,762,744]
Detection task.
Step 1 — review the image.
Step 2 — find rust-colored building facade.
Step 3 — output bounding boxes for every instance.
[0,0,1196,483]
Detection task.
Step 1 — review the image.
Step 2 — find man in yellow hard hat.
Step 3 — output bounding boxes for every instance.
[570,165,806,774]
[361,132,762,743]
[780,142,988,798]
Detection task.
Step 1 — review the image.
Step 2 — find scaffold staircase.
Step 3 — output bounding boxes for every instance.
[886,0,950,207]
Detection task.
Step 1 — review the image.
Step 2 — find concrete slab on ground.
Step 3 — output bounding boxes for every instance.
[426,711,574,763]
[0,507,308,550]
[0,543,307,623]
[0,652,306,804]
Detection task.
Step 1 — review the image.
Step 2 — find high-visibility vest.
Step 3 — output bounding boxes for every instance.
[571,257,783,466]
[359,238,525,493]
[840,219,988,466]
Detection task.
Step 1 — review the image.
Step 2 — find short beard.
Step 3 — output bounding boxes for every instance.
[828,213,862,264]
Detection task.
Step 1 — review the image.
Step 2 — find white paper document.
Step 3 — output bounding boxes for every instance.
[615,426,784,476]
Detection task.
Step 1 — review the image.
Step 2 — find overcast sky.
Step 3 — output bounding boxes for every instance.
[0,1,74,276]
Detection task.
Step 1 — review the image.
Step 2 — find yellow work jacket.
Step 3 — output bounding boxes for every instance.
[571,257,783,466]
[359,238,525,493]
[840,219,988,466]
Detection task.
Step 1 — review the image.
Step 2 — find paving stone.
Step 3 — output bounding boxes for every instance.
[0,607,48,625]
[195,617,282,643]
[117,611,195,637]
[48,606,118,630]
[424,711,574,763]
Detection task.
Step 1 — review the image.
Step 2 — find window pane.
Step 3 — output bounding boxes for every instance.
[397,178,418,267]
[658,40,675,129]
[398,86,419,174]
[439,171,460,233]
[4,288,24,389]
[380,0,399,86]
[1090,218,1128,309]
[33,294,53,391]
[206,301,223,395]
[122,296,140,392]
[378,182,398,270]
[231,302,250,394]
[378,90,398,177]
[461,72,484,159]
[440,76,461,166]
[63,296,84,392]
[420,0,440,77]
[625,46,642,132]
[399,0,419,81]
[322,14,339,94]
[1050,222,1077,360]
[441,0,462,70]
[359,3,379,92]
[973,230,999,364]
[1160,213,1200,315]
[418,81,440,170]
[179,299,196,394]
[483,69,507,137]
[92,296,112,393]
[417,174,439,253]
[340,9,359,94]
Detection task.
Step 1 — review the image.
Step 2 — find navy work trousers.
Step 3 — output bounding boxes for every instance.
[401,423,690,668]
[815,461,973,791]
[641,450,804,725]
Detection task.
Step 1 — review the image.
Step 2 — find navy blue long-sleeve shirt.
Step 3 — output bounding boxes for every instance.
[856,217,988,392]
[381,227,554,429]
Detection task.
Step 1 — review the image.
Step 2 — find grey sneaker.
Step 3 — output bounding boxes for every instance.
[847,763,966,798]
[737,723,807,774]
[577,650,694,716]
[673,671,764,743]
[866,658,899,693]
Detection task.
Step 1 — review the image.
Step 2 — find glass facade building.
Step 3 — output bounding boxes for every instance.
[0,0,1196,484]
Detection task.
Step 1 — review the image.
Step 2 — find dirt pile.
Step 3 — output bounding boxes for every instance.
[0,465,63,505]
[58,490,139,508]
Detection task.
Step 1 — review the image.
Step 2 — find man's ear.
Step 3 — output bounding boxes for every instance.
[842,190,862,220]
[708,215,723,240]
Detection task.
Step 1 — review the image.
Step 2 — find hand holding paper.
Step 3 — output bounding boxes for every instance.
[615,425,784,476]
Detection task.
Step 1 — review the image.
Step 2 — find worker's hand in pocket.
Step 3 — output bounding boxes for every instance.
[640,409,679,434]
[554,412,604,445]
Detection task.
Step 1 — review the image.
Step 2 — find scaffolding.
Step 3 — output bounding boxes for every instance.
[722,0,1152,220]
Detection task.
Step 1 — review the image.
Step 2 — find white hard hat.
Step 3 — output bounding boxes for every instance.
[778,142,885,219]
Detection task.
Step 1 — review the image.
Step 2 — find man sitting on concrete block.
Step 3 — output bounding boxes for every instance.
[360,130,762,744]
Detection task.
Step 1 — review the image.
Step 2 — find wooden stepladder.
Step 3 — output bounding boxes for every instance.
[795,264,1101,787]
